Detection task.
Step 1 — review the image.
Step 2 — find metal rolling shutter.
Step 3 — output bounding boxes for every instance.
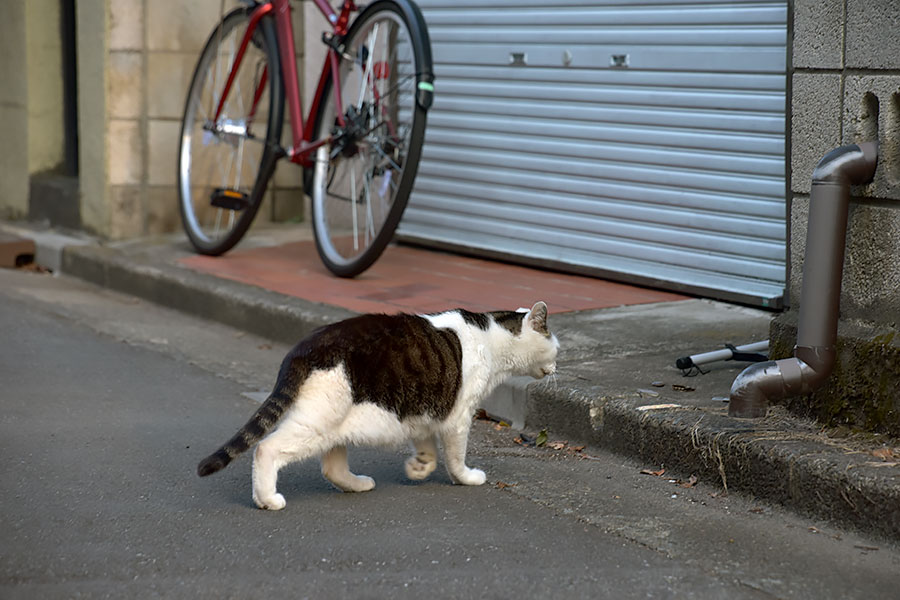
[397,0,788,308]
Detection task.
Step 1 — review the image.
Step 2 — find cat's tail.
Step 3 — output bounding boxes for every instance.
[197,389,294,477]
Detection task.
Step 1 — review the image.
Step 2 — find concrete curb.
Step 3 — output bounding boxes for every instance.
[61,244,355,345]
[0,223,91,272]
[527,384,900,541]
[7,223,898,543]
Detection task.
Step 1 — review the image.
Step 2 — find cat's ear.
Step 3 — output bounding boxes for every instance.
[526,301,549,335]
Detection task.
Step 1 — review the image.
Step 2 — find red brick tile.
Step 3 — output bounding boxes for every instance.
[179,241,688,315]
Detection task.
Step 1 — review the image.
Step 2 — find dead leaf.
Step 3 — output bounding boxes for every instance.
[514,434,535,447]
[548,441,567,450]
[16,262,51,274]
[474,409,490,421]
[871,447,896,461]
[679,474,698,488]
[748,507,765,514]
[577,454,603,461]
[640,468,666,477]
[493,421,510,430]
[536,429,548,447]
[496,481,516,490]
[570,445,586,453]
[854,545,879,552]
[672,384,695,392]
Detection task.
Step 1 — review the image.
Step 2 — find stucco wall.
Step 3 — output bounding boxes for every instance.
[0,3,29,219]
[77,0,109,235]
[27,1,66,175]
[0,0,65,220]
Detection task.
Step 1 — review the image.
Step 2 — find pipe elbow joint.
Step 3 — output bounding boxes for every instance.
[811,142,878,187]
[728,350,834,419]
[793,345,835,384]
[729,360,786,418]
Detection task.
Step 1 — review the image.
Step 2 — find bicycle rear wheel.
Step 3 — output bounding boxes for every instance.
[178,7,284,255]
[310,0,432,277]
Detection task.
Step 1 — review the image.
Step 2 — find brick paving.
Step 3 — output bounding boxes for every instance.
[179,240,687,314]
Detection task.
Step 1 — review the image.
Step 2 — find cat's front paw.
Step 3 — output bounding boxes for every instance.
[405,455,437,481]
[346,475,376,493]
[453,467,486,486]
[253,492,286,511]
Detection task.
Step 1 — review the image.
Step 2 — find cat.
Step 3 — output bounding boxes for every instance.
[197,301,559,510]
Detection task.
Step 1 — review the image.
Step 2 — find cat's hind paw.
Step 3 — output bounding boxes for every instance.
[343,474,376,493]
[405,455,437,481]
[253,492,286,511]
[453,467,486,486]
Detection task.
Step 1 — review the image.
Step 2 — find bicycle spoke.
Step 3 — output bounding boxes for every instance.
[179,7,279,255]
[357,23,379,109]
[310,5,429,276]
[234,135,246,190]
[371,73,415,105]
[373,141,403,173]
[194,93,212,130]
[361,156,375,244]
[378,21,390,104]
[351,160,360,251]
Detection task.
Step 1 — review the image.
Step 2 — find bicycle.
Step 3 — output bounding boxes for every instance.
[177,0,433,277]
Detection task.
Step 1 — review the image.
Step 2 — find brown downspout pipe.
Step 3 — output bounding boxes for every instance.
[729,142,879,418]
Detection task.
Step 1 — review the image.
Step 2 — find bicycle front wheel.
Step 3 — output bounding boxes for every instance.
[178,6,284,255]
[310,0,432,277]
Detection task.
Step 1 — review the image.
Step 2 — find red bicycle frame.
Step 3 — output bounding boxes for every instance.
[213,0,359,169]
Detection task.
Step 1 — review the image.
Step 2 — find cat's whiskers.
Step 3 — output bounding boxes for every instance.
[548,372,559,392]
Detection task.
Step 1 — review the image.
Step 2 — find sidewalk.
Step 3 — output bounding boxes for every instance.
[4,220,899,542]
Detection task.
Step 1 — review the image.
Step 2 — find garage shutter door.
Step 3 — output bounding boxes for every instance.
[397,0,788,308]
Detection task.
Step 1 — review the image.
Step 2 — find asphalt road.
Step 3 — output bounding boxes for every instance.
[1,268,897,599]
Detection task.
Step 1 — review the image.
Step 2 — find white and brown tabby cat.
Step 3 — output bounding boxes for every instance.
[197,301,559,510]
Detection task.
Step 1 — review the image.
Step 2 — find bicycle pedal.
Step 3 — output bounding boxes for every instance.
[210,188,249,211]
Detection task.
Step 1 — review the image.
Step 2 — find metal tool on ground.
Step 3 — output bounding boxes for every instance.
[676,341,769,375]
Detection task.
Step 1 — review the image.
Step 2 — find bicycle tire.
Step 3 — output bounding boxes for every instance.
[178,6,284,256]
[309,0,433,277]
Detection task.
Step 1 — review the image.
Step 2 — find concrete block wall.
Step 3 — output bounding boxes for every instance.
[0,1,311,239]
[776,0,900,433]
[97,0,307,240]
